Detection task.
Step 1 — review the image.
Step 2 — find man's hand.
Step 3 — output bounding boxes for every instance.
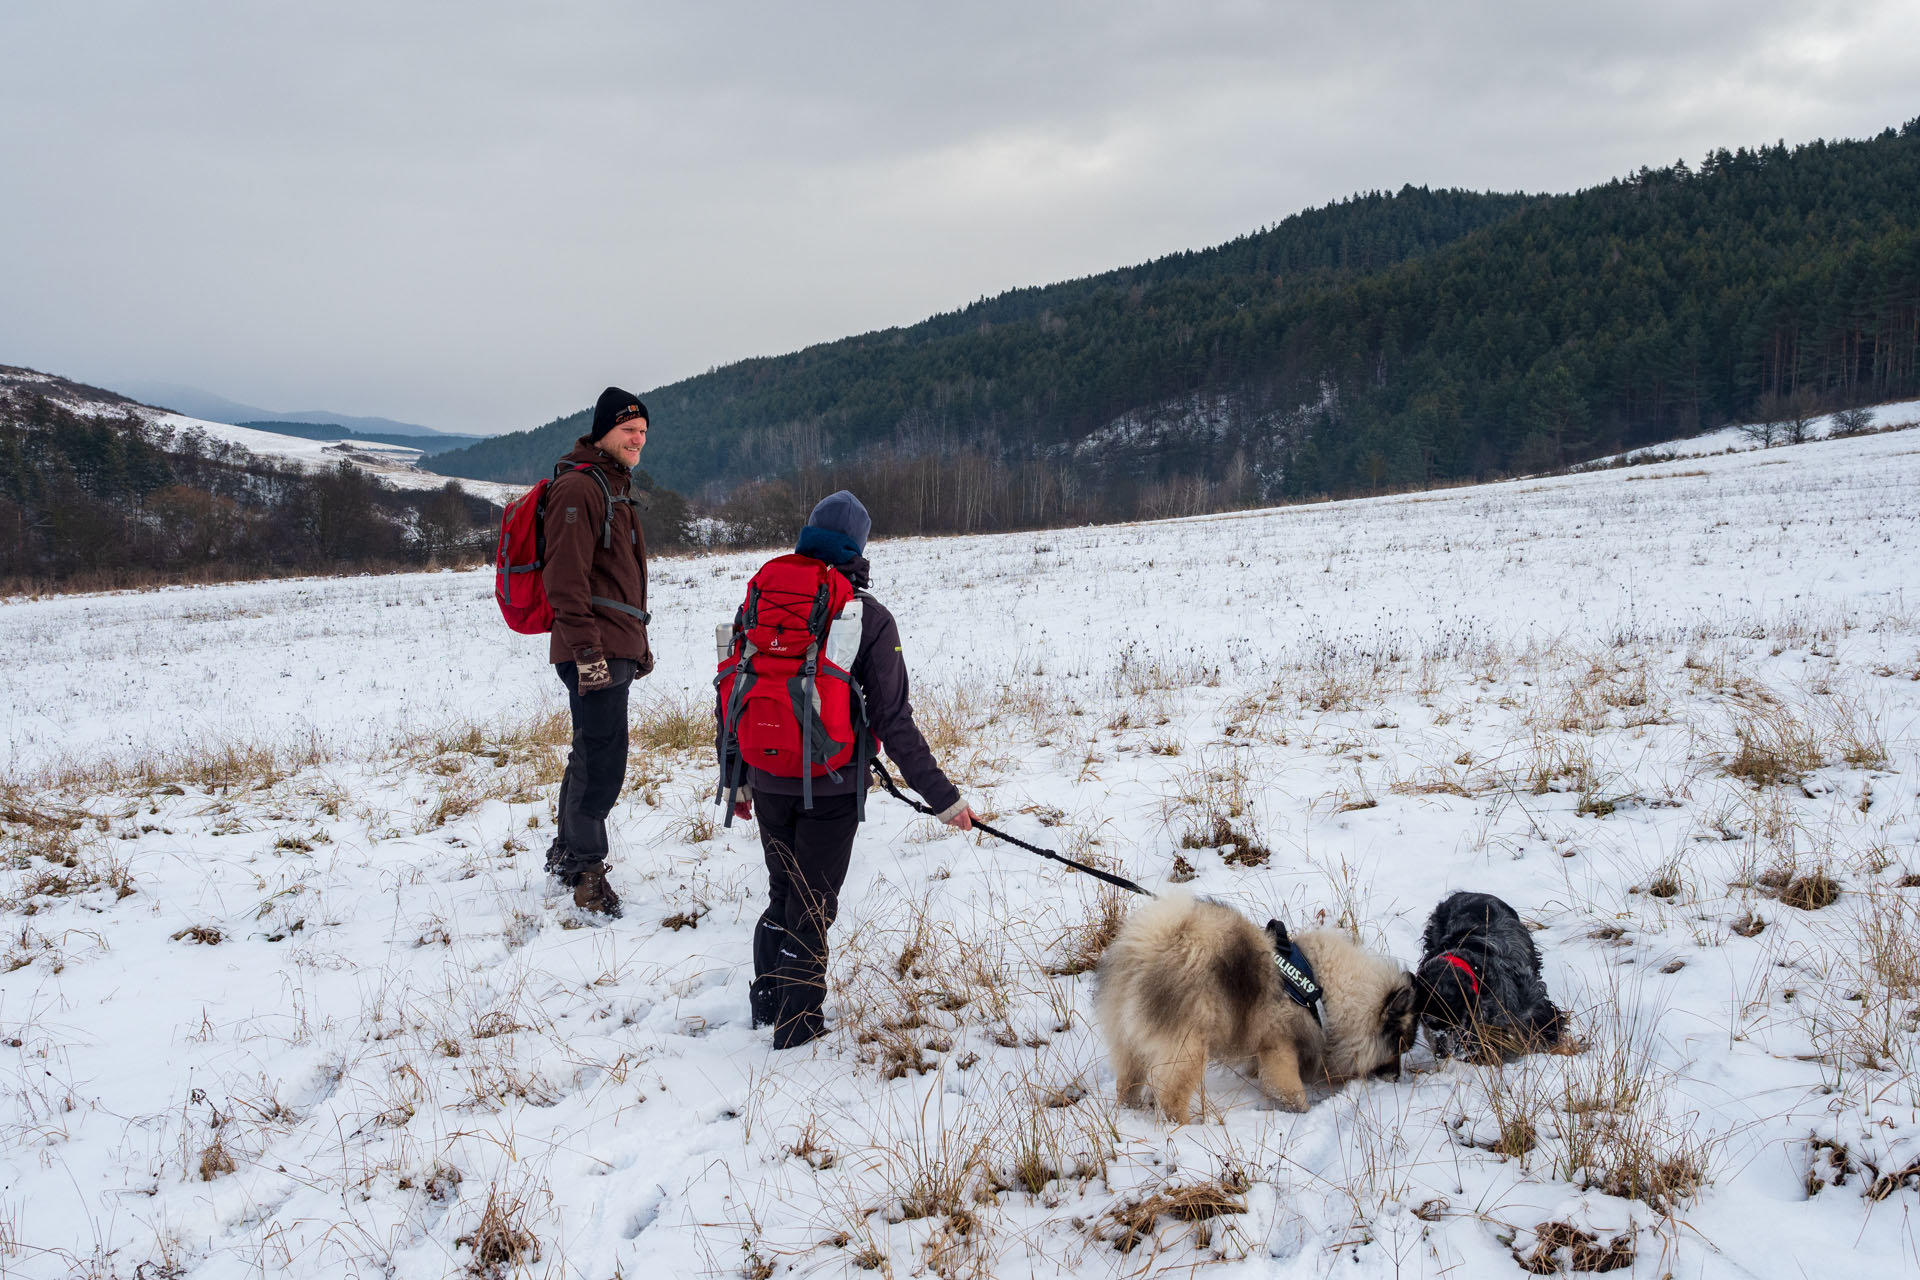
[732,800,754,822]
[575,649,611,693]
[944,805,975,831]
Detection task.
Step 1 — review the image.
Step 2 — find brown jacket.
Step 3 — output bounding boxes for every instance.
[542,439,652,670]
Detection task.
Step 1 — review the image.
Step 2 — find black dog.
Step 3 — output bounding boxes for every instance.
[1414,892,1564,1061]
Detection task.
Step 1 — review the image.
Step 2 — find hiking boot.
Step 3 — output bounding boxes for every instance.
[772,1009,826,1050]
[571,863,622,918]
[749,977,778,1029]
[543,837,571,880]
[769,974,827,1048]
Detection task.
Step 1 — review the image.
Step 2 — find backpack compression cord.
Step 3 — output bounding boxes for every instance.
[865,760,1151,897]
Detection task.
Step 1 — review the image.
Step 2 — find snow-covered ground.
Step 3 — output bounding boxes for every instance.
[4,426,1919,1278]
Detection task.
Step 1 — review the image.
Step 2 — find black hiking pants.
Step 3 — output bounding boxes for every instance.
[551,658,638,870]
[752,792,859,1040]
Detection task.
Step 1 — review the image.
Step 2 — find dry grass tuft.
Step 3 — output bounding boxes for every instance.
[1512,1221,1635,1274]
[1179,815,1271,867]
[1043,884,1130,977]
[1644,866,1684,900]
[420,777,483,831]
[1778,870,1840,911]
[4,842,136,912]
[1553,1003,1716,1213]
[1810,886,1920,1071]
[1488,1116,1538,1159]
[458,1187,540,1276]
[27,736,331,797]
[631,689,710,754]
[197,1136,237,1181]
[1724,701,1824,787]
[1824,693,1890,769]
[1091,1169,1250,1253]
[837,892,1019,1078]
[785,1117,836,1171]
[0,790,86,835]
[1165,752,1269,866]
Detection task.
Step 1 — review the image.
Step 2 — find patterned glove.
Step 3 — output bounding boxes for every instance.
[575,649,612,693]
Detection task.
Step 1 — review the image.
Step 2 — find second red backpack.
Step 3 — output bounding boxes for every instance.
[715,554,866,815]
[493,463,621,635]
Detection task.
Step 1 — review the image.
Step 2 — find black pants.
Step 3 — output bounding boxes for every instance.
[753,791,859,1027]
[552,659,637,869]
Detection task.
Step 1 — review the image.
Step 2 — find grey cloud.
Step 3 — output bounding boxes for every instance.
[1,1,1912,432]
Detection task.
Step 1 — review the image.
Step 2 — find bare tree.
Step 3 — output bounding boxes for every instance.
[1831,405,1878,437]
[1739,394,1786,448]
[1782,389,1820,445]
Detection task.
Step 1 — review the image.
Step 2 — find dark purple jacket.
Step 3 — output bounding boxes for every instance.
[725,568,960,818]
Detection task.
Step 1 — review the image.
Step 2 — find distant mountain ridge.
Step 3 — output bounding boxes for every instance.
[428,118,1920,507]
[236,421,485,455]
[108,379,470,441]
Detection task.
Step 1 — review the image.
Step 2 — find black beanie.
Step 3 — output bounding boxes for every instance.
[589,386,648,442]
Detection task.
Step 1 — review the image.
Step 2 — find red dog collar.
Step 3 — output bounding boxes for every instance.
[1440,953,1480,995]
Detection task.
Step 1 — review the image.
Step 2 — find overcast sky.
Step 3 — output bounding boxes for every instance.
[2,2,1914,434]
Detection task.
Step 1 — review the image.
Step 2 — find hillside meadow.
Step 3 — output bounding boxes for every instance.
[3,424,1920,1277]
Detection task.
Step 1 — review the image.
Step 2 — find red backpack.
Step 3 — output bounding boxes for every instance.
[715,554,868,817]
[494,462,641,634]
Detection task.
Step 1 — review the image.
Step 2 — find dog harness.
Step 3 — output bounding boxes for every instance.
[1269,922,1325,1024]
[1438,953,1481,995]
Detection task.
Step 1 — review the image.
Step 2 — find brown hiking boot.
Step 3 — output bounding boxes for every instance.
[571,864,622,918]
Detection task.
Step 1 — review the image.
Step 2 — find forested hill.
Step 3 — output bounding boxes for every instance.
[430,120,1920,512]
[427,186,1537,487]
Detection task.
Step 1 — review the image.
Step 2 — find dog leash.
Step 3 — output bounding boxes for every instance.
[866,759,1153,897]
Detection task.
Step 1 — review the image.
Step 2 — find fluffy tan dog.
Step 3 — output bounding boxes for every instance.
[1094,892,1416,1123]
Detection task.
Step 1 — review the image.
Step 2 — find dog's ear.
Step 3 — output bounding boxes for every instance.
[1409,971,1441,1019]
[1383,978,1419,1054]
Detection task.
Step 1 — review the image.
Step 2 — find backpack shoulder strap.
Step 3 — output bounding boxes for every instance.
[553,463,621,549]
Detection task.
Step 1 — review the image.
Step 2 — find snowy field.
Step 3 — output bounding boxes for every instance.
[4,426,1920,1278]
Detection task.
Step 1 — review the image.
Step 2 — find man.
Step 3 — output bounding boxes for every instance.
[725,490,974,1048]
[542,387,653,917]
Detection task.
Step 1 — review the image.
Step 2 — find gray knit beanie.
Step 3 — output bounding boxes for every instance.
[807,490,871,553]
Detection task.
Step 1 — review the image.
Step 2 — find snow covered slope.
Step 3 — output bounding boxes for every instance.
[3,426,1919,1278]
[1,365,521,504]
[1590,395,1920,464]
